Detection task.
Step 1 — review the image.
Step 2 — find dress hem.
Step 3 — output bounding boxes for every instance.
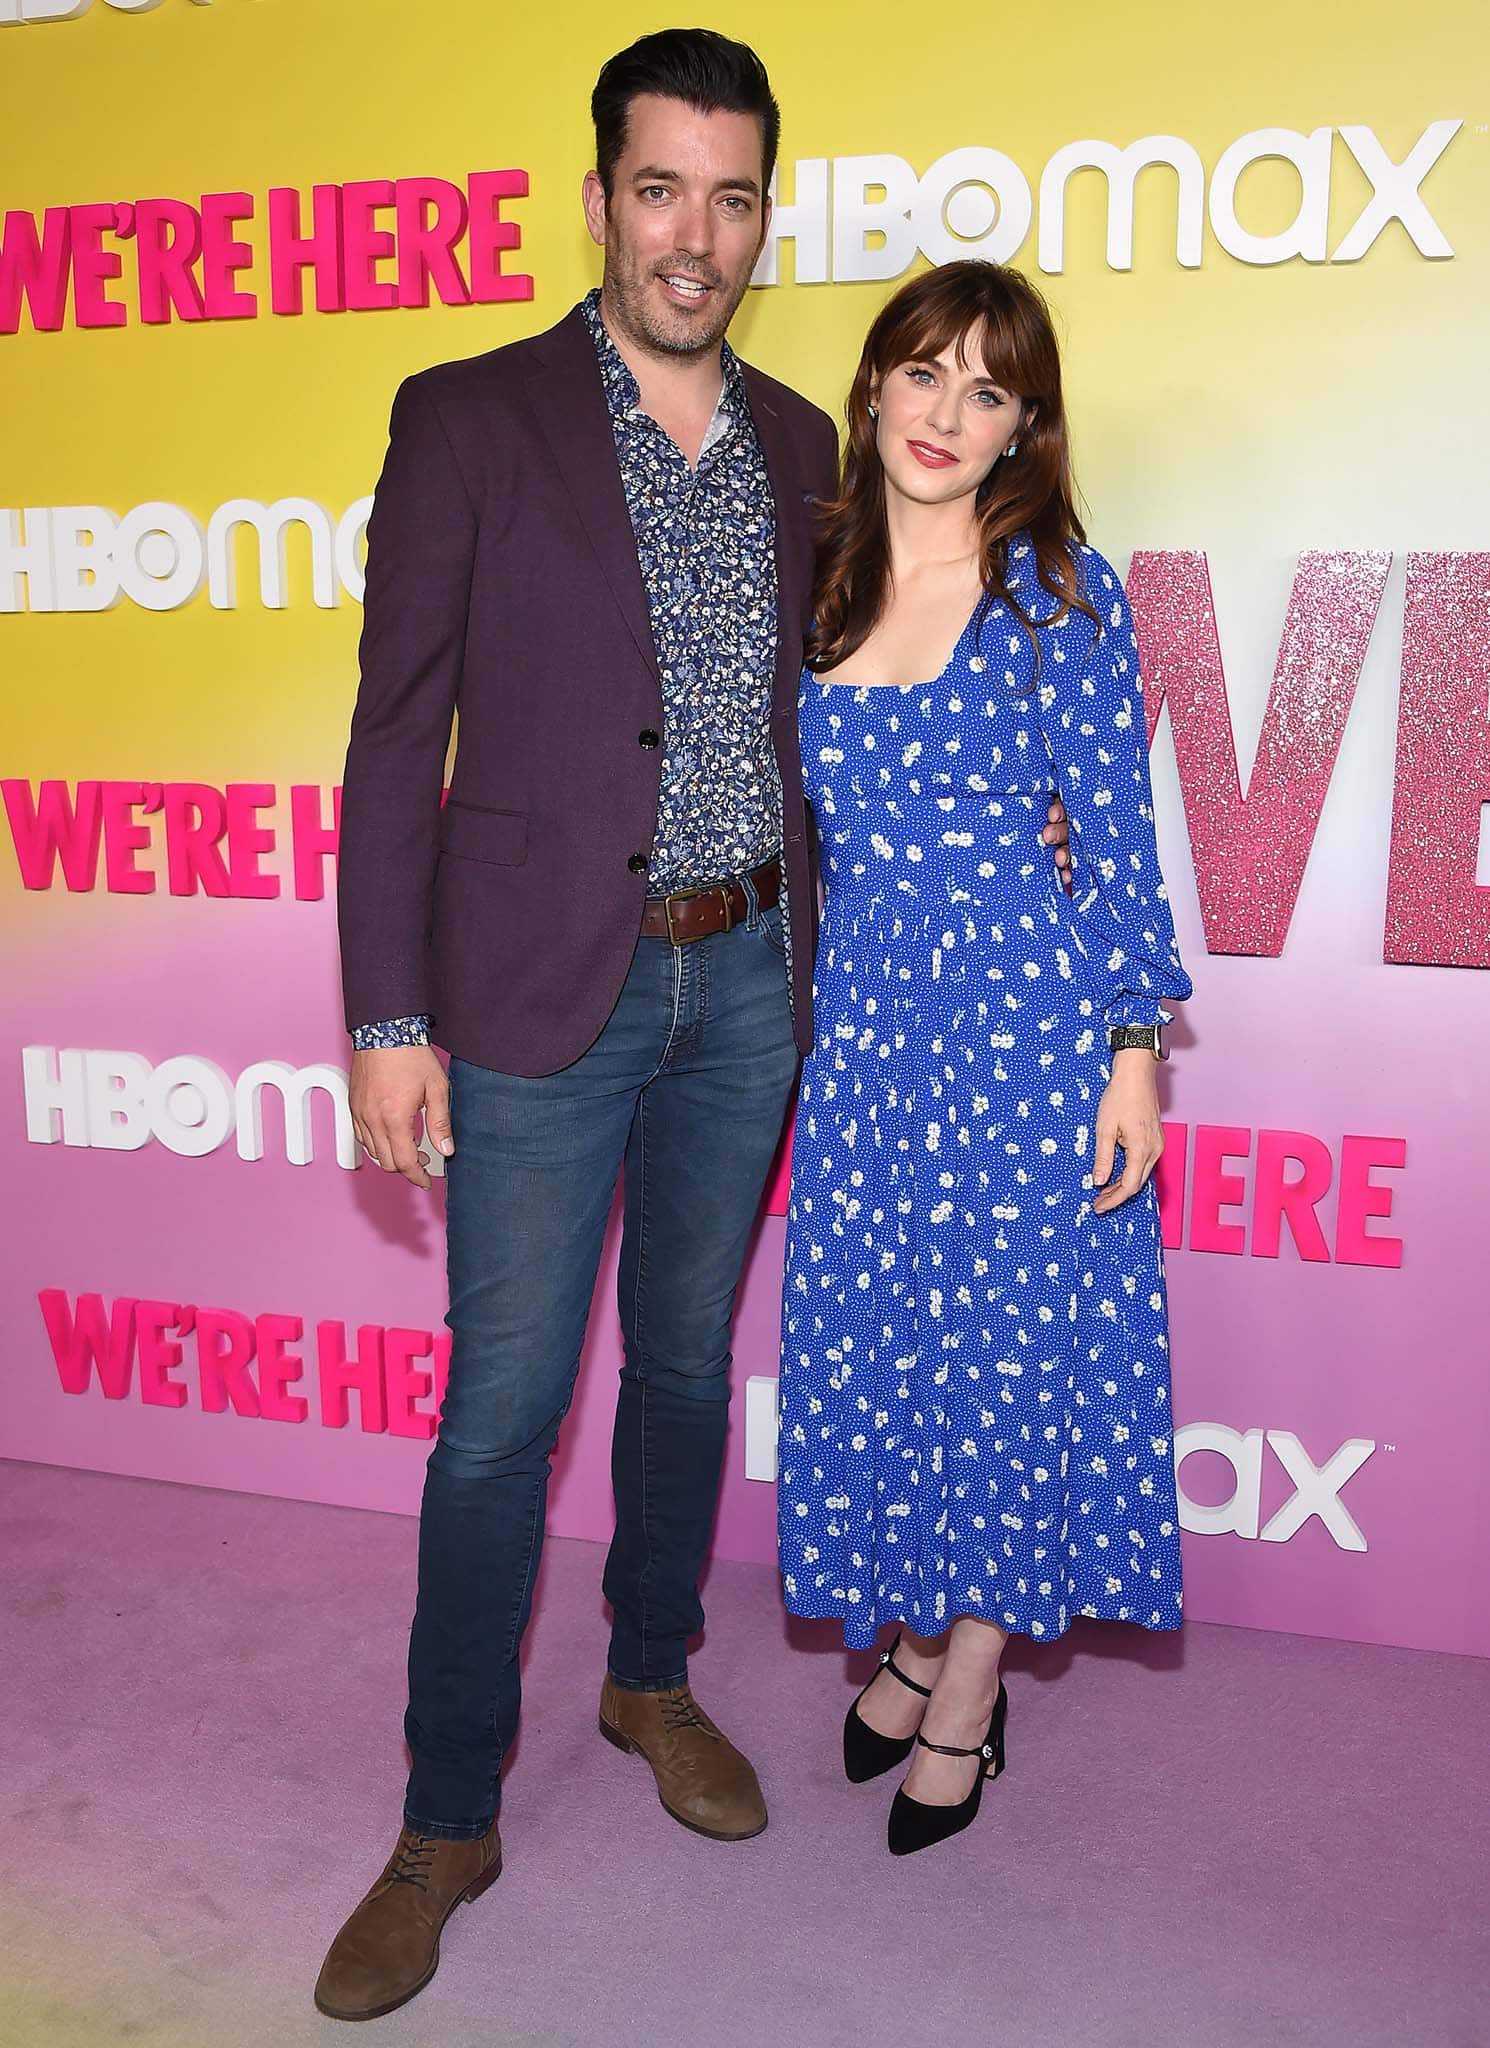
[782,1583,1184,1652]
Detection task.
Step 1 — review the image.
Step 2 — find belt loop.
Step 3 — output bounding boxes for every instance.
[740,867,761,930]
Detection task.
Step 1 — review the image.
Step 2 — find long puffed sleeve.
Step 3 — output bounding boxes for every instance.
[1038,545,1192,1030]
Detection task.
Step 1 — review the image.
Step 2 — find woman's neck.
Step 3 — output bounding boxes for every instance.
[884,487,981,586]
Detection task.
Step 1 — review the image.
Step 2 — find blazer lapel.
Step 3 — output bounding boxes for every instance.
[741,365,813,707]
[521,308,660,688]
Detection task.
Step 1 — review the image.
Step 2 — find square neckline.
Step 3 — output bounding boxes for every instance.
[811,596,990,695]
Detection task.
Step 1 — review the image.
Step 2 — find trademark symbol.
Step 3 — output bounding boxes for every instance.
[1476,124,1489,135]
[1384,1443,1397,1452]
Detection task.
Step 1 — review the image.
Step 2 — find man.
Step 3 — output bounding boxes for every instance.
[318,28,1070,2022]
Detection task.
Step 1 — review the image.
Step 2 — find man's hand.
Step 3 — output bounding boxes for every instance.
[1093,1048,1163,1214]
[1043,796,1073,892]
[349,1045,452,1190]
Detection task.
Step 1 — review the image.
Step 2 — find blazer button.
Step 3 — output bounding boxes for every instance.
[627,853,649,875]
[638,728,660,749]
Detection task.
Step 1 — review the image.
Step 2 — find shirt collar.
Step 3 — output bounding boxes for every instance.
[580,287,748,440]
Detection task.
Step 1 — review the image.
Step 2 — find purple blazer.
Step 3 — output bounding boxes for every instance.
[337,305,840,1077]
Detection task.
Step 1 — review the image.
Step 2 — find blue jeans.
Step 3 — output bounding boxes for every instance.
[403,885,798,1838]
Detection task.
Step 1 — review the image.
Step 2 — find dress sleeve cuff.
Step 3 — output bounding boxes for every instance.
[351,1015,432,1050]
[1103,997,1170,1032]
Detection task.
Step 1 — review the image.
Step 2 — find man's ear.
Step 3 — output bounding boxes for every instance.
[581,169,607,250]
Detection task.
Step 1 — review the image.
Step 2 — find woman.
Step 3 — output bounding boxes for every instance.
[778,260,1193,1856]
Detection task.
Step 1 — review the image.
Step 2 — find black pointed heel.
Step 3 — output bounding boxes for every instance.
[886,1681,1008,1856]
[843,1635,934,1784]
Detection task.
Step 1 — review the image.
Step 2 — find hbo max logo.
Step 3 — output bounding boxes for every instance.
[744,1387,1377,1552]
[1174,1423,1376,1553]
[22,1045,447,1177]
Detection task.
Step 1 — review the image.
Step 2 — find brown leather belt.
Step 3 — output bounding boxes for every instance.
[639,855,781,945]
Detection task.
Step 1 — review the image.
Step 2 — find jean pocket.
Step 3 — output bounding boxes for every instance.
[757,900,787,956]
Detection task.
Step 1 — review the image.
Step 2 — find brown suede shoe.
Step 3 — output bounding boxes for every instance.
[598,1677,767,1840]
[313,1821,501,2021]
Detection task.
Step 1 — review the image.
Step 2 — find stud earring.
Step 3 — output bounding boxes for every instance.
[1005,441,1019,457]
[867,402,879,420]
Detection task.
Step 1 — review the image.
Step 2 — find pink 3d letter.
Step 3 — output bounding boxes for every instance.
[269,184,345,315]
[200,191,257,319]
[1188,1125,1250,1256]
[4,780,105,890]
[196,1306,261,1417]
[1127,550,1390,956]
[256,1313,309,1424]
[395,176,471,308]
[135,198,205,324]
[467,170,533,303]
[1,207,72,334]
[290,784,341,899]
[1384,553,1490,968]
[40,1290,137,1399]
[1335,1137,1406,1269]
[318,1321,387,1432]
[1251,1129,1332,1262]
[69,202,127,329]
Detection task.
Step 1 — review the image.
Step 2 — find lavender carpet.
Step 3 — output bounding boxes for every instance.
[2,1460,1484,2048]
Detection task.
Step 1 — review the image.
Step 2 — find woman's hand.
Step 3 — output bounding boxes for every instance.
[1093,1048,1164,1214]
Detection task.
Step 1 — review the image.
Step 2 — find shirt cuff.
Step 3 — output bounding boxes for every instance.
[351,1015,432,1050]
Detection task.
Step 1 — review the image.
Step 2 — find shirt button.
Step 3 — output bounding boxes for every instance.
[627,853,649,875]
[638,728,660,749]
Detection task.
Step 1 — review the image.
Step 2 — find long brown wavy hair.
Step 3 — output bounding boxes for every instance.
[808,260,1095,674]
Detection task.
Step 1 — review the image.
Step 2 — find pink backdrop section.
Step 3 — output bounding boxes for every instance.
[5,791,1487,1658]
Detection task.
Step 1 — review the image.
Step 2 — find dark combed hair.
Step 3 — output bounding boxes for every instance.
[591,28,781,198]
[809,260,1097,676]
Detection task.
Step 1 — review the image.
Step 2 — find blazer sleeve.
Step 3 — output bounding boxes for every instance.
[337,375,478,1033]
[1043,547,1192,1031]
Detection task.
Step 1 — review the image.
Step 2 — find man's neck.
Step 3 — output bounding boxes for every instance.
[597,287,726,423]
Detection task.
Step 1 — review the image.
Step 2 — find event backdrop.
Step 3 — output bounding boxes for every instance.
[3,0,1487,1658]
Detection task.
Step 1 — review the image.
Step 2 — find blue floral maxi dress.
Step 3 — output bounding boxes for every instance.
[778,543,1193,1648]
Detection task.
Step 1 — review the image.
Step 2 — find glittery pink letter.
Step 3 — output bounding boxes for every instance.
[1128,551,1391,955]
[1384,553,1490,967]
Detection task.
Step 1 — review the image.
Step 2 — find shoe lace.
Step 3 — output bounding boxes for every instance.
[388,1835,438,1891]
[660,1688,715,1738]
